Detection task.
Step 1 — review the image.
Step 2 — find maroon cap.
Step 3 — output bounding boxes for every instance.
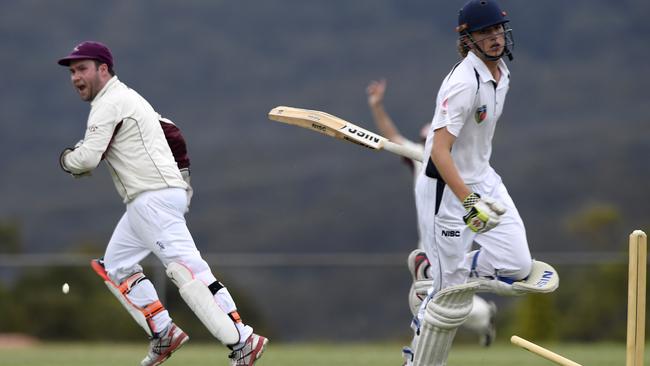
[57,41,113,68]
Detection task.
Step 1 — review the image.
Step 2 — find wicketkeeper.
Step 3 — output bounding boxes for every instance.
[57,41,267,366]
[408,1,559,365]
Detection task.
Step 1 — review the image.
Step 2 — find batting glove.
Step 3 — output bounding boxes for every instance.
[462,193,506,233]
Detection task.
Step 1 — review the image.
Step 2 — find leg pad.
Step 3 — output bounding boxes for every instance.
[472,260,559,296]
[413,282,479,366]
[91,259,163,337]
[166,262,239,345]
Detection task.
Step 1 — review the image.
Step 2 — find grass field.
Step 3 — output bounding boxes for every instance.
[1,341,646,366]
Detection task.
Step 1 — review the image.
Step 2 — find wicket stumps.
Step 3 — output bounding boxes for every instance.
[626,230,647,366]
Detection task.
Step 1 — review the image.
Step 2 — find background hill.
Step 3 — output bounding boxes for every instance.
[0,0,649,341]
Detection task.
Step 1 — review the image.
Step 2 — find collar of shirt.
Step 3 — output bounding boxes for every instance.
[466,51,509,86]
[91,75,120,106]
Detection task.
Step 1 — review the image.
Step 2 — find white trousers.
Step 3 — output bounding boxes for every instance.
[104,188,215,284]
[102,188,242,335]
[415,169,532,293]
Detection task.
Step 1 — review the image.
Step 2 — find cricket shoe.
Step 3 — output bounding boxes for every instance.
[407,249,431,282]
[228,333,268,366]
[407,249,434,315]
[141,322,189,366]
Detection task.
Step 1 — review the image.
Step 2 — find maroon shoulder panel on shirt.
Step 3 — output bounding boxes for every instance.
[159,120,190,169]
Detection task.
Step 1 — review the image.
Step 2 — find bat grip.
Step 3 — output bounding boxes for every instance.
[383,140,424,162]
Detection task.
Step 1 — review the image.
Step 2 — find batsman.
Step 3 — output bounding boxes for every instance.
[57,41,267,366]
[407,1,559,365]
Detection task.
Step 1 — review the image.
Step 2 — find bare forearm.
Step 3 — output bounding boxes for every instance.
[431,146,471,202]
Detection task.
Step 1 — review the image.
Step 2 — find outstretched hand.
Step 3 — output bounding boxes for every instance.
[366,79,387,107]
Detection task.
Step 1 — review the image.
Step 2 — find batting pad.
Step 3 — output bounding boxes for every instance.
[472,260,559,296]
[166,262,239,345]
[512,260,559,293]
[91,260,157,337]
[409,279,433,316]
[413,282,479,366]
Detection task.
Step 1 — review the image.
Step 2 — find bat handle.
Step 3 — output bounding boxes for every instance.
[383,140,424,162]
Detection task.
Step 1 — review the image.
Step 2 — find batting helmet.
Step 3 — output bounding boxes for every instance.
[457,0,509,34]
[456,0,514,61]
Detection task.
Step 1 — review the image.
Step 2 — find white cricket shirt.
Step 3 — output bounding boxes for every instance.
[424,51,510,184]
[62,76,187,202]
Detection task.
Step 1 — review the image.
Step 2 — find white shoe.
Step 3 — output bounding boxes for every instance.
[407,249,430,281]
[407,249,434,315]
[228,333,268,366]
[140,323,189,366]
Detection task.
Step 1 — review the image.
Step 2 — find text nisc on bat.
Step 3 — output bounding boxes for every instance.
[345,127,380,143]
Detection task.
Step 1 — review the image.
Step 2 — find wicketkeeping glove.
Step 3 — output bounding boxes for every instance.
[462,193,506,233]
[59,140,92,178]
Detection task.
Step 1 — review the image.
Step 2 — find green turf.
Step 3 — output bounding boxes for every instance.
[0,341,645,366]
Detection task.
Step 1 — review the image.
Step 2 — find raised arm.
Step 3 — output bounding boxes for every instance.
[366,79,406,144]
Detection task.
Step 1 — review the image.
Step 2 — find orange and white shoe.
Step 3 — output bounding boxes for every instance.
[228,333,268,366]
[140,322,189,366]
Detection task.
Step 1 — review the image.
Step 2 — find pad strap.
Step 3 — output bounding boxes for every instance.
[117,272,146,295]
[143,301,165,320]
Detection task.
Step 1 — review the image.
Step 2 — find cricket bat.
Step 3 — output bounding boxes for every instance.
[268,106,423,162]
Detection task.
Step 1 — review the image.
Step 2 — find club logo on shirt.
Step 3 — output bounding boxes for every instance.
[474,105,487,124]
